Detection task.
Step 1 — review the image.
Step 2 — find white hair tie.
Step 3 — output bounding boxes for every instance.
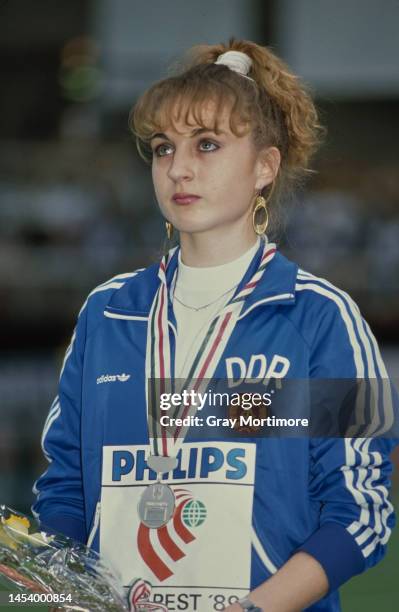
[214,50,254,81]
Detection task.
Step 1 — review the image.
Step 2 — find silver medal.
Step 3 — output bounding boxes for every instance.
[138,483,176,529]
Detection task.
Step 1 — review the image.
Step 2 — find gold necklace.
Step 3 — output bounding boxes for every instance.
[173,284,239,312]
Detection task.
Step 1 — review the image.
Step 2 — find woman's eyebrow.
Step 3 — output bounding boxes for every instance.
[150,127,225,141]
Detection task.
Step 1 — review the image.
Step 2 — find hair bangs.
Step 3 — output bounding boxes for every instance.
[131,75,253,163]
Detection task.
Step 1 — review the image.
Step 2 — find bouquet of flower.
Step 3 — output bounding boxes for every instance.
[0,505,167,611]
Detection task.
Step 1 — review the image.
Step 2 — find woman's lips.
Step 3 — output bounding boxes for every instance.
[172,194,201,205]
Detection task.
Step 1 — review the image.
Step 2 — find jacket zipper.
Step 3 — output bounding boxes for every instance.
[87,501,101,547]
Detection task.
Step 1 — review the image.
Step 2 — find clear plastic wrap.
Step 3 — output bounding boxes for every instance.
[0,505,167,611]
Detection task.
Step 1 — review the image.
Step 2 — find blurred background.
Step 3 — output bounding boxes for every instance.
[0,1,398,609]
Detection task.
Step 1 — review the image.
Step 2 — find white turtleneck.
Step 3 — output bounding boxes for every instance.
[172,238,260,378]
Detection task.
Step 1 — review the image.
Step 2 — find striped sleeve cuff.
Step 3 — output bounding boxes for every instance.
[298,522,365,592]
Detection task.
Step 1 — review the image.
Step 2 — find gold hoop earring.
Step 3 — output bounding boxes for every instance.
[252,180,276,235]
[252,195,269,235]
[165,221,174,240]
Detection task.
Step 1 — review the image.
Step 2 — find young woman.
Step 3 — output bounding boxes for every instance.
[32,39,398,612]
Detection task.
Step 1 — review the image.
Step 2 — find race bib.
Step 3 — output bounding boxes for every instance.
[100,441,256,611]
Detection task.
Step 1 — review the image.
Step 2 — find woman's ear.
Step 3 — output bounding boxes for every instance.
[255,146,281,191]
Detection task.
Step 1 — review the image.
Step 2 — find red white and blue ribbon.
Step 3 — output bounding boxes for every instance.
[145,237,277,458]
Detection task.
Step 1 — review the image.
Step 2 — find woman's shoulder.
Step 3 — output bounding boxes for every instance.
[273,250,361,318]
[294,266,361,315]
[86,268,147,305]
[76,268,148,327]
[282,264,366,350]
[290,265,391,384]
[274,248,363,324]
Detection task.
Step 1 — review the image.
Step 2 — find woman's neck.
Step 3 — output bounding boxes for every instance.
[179,227,259,267]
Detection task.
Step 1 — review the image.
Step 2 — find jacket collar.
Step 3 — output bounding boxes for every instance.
[107,241,298,315]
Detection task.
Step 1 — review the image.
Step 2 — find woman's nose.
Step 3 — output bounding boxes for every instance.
[167,148,194,182]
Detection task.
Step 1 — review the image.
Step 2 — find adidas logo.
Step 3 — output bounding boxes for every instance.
[97,373,131,385]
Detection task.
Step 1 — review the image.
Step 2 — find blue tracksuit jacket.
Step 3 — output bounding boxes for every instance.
[32,243,398,611]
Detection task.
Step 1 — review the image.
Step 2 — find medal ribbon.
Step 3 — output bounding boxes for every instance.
[145,238,276,461]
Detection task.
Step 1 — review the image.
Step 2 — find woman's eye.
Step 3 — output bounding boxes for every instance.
[154,143,173,157]
[153,139,219,157]
[199,140,219,152]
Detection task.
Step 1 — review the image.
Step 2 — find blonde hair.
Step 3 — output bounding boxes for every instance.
[130,38,325,233]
